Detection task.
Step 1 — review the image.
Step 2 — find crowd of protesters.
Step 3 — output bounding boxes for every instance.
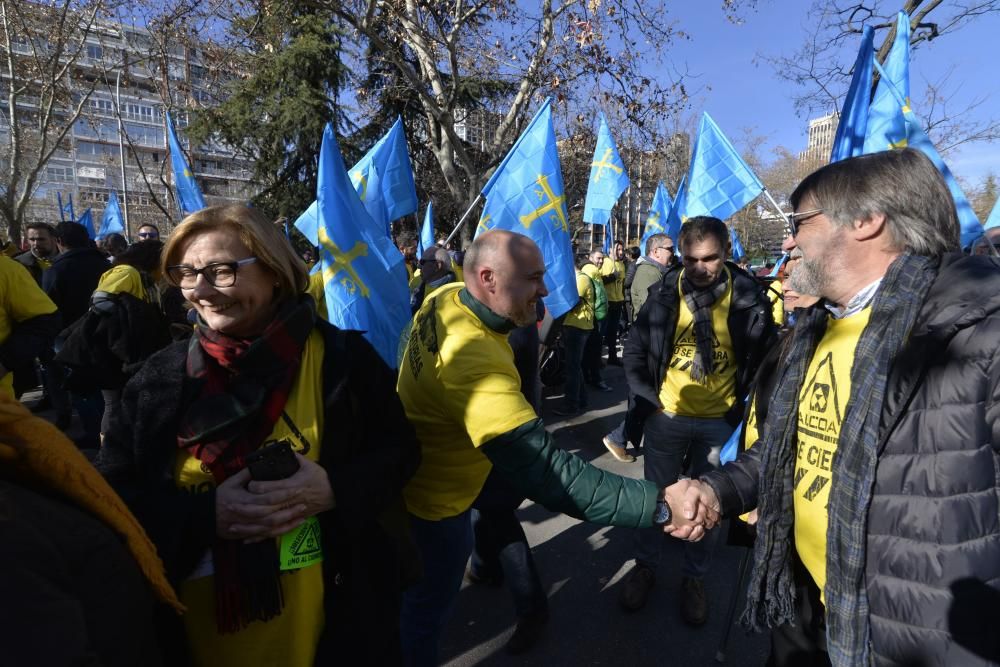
[0,147,999,667]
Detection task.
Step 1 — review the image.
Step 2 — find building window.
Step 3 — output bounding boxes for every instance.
[86,43,103,60]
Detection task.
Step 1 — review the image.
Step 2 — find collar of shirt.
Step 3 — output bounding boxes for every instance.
[825,278,882,319]
[458,287,517,334]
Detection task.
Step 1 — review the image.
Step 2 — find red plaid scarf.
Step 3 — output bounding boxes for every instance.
[177,296,316,633]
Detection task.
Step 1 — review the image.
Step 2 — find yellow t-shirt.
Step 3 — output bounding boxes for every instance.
[306,271,328,321]
[97,265,153,302]
[769,280,784,327]
[562,271,595,330]
[658,271,737,418]
[601,258,626,302]
[0,257,57,398]
[398,285,538,521]
[793,307,872,598]
[174,329,326,667]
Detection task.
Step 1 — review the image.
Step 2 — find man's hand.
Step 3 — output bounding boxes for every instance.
[662,478,721,542]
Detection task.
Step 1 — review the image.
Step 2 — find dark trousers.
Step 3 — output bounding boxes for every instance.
[767,556,830,667]
[561,325,589,410]
[470,469,548,618]
[601,301,624,362]
[583,323,603,383]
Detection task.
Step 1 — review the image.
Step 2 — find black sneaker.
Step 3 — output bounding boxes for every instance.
[680,576,708,626]
[618,563,655,611]
[552,405,580,417]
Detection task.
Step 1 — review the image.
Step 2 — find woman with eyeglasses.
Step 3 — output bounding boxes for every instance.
[96,205,420,667]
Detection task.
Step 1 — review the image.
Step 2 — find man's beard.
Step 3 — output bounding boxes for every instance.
[787,247,832,298]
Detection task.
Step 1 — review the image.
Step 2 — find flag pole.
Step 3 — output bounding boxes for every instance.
[761,187,791,234]
[443,193,484,246]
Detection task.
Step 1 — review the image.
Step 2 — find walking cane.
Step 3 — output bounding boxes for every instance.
[715,546,752,663]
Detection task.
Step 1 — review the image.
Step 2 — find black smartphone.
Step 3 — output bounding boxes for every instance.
[246,439,300,481]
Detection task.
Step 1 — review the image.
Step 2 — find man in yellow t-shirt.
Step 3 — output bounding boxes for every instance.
[618,216,776,625]
[555,252,596,415]
[0,257,60,401]
[600,240,627,365]
[397,230,696,666]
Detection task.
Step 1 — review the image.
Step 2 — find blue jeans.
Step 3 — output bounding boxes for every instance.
[605,393,645,448]
[633,411,733,577]
[561,325,590,410]
[400,510,474,667]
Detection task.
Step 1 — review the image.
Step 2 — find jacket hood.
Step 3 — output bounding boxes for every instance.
[913,253,1000,340]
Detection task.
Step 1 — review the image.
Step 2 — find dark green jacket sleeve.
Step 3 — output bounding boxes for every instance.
[480,418,658,528]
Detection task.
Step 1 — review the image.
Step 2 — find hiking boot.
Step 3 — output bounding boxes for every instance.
[680,576,708,626]
[505,609,548,655]
[618,563,655,611]
[602,436,636,463]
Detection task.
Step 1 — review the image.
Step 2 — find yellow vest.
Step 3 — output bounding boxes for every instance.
[794,307,872,599]
[657,271,737,418]
[174,330,326,667]
[397,285,537,520]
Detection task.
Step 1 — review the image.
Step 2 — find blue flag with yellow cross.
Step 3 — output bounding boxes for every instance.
[315,123,411,368]
[863,12,911,154]
[166,111,206,216]
[640,181,672,255]
[475,98,577,318]
[830,24,874,162]
[680,112,764,222]
[349,116,419,236]
[583,113,630,226]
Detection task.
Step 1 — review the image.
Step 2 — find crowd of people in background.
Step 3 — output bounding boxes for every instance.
[0,147,999,667]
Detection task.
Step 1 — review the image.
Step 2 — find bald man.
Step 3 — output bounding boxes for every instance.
[396,230,707,666]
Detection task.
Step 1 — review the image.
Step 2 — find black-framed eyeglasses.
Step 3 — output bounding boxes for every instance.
[166,257,258,289]
[785,209,823,236]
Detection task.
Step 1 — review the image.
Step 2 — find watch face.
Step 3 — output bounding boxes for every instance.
[654,500,671,526]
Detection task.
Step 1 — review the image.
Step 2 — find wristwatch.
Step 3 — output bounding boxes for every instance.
[653,490,672,526]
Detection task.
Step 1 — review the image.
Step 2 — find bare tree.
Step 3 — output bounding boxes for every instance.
[0,0,121,244]
[315,0,687,239]
[760,0,1000,154]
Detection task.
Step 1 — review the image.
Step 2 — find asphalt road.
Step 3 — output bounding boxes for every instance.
[440,362,771,667]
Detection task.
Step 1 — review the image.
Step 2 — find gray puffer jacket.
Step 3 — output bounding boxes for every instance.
[704,253,1000,666]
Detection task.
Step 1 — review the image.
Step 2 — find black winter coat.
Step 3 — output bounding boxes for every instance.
[703,253,1000,666]
[96,319,421,666]
[42,247,110,327]
[623,261,777,427]
[0,480,163,667]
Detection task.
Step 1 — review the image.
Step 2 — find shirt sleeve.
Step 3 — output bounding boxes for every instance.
[4,260,57,322]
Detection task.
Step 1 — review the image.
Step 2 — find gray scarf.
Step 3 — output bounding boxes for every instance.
[681,269,729,384]
[742,254,936,667]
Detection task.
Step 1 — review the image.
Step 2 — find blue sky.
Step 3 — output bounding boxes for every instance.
[666,2,997,186]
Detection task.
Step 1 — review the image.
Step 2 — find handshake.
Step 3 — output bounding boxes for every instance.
[660,478,723,542]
